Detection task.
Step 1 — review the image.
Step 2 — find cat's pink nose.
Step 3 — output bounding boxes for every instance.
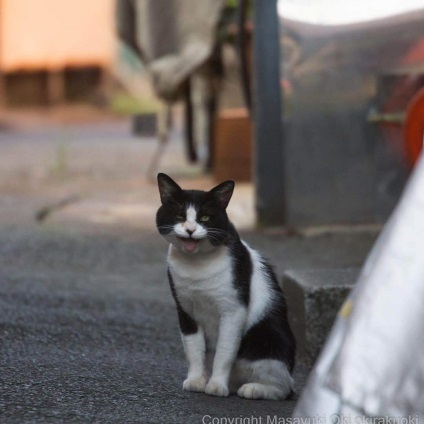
[186,229,194,236]
[183,222,196,232]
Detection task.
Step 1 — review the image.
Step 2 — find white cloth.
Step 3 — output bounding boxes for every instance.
[294,154,424,419]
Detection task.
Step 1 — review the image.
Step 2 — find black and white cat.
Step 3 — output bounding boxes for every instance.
[156,173,296,400]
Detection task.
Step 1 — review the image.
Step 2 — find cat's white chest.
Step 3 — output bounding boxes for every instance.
[168,245,240,349]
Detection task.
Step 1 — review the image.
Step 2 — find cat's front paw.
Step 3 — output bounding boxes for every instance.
[183,375,207,392]
[205,380,229,397]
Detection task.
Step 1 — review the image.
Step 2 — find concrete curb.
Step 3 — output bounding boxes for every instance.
[282,268,360,367]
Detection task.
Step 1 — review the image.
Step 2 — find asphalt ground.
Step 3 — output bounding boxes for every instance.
[0,118,378,423]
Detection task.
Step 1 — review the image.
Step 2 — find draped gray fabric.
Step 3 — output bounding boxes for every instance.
[116,0,226,101]
[294,154,424,418]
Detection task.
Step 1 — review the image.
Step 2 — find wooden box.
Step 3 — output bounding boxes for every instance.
[213,108,252,182]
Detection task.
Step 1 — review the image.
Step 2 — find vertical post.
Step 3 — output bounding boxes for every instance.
[47,69,66,105]
[0,0,6,107]
[0,73,6,107]
[184,78,197,163]
[252,0,286,226]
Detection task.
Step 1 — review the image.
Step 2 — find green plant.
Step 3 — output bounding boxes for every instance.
[49,142,69,180]
[109,93,161,115]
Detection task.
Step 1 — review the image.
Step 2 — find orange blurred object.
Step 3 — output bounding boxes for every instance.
[213,108,253,182]
[404,87,424,167]
[0,0,115,72]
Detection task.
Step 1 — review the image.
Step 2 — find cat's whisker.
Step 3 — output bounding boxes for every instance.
[158,225,176,231]
[207,228,231,236]
[206,230,231,242]
[206,236,222,244]
[206,232,228,238]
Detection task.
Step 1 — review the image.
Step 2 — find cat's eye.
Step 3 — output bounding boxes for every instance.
[176,215,184,220]
[200,216,210,222]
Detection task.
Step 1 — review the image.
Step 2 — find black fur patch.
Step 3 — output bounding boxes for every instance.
[237,260,296,373]
[237,311,296,372]
[229,234,252,306]
[168,269,198,335]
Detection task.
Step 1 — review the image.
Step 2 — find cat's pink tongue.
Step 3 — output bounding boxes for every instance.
[181,238,198,252]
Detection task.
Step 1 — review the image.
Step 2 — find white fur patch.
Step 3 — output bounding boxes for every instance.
[182,330,206,380]
[170,244,245,393]
[186,205,197,223]
[242,242,274,328]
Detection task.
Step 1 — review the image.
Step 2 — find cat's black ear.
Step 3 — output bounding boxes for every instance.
[157,173,182,205]
[209,180,235,209]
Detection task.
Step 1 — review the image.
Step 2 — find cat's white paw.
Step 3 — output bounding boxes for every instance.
[237,383,285,400]
[205,380,229,397]
[183,375,207,392]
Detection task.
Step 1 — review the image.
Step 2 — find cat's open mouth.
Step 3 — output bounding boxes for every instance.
[178,237,201,253]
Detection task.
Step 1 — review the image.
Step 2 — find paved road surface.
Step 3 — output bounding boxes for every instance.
[0,224,378,423]
[0,120,378,423]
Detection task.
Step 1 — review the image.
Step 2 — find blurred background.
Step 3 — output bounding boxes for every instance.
[1,0,423,231]
[0,0,255,233]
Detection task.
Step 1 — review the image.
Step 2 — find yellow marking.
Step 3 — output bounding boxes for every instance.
[340,299,353,318]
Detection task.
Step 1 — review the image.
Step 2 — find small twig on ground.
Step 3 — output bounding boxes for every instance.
[35,195,81,222]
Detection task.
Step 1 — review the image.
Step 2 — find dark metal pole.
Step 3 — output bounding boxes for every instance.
[237,0,252,112]
[252,0,286,226]
[183,79,198,163]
